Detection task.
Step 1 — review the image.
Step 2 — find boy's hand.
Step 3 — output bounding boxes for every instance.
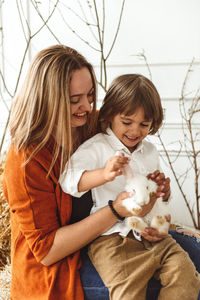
[103,153,130,182]
[147,170,171,201]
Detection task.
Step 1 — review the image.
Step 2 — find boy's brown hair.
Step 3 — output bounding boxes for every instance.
[98,74,163,135]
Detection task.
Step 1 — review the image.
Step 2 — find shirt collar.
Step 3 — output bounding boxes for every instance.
[105,127,144,155]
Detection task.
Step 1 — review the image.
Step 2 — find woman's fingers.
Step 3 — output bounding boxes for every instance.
[113,191,133,218]
[141,227,169,242]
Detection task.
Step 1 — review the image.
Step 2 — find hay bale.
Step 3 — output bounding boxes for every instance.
[0,263,11,300]
[0,155,11,270]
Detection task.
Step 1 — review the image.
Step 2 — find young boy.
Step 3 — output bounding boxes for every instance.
[60,74,200,300]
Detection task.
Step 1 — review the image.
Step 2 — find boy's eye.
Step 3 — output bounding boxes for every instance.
[141,123,151,127]
[122,121,131,126]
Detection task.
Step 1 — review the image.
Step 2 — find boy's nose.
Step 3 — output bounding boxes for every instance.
[130,124,140,135]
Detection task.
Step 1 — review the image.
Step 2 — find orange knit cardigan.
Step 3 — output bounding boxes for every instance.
[3,141,84,300]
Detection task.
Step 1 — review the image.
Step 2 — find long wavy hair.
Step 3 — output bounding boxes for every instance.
[9,45,97,175]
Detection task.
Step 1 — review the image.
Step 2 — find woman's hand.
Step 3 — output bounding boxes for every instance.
[147,170,171,201]
[112,191,134,218]
[140,215,171,242]
[112,188,158,220]
[140,227,169,242]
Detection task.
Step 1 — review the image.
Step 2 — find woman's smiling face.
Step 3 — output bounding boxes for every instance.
[110,107,152,152]
[70,67,94,128]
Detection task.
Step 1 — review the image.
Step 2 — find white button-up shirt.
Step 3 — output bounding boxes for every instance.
[59,127,162,236]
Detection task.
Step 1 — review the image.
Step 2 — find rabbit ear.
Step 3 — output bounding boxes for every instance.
[115,151,124,157]
[114,151,134,183]
[123,163,134,183]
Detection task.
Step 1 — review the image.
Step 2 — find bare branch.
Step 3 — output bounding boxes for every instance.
[180,58,195,99]
[133,49,153,80]
[78,0,99,43]
[30,0,60,42]
[93,0,106,87]
[105,0,125,60]
[16,0,31,41]
[157,131,197,228]
[56,5,100,52]
[0,70,13,98]
[0,111,10,154]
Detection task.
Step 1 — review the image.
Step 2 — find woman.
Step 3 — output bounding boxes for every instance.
[2,44,137,299]
[3,45,200,300]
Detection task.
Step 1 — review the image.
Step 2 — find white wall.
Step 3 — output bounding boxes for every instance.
[0,0,199,227]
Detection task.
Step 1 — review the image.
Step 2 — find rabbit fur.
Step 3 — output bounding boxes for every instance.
[119,154,170,235]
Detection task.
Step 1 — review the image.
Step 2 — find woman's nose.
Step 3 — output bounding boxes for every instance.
[81,96,92,111]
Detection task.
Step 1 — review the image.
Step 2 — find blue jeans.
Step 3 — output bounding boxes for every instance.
[80,230,200,300]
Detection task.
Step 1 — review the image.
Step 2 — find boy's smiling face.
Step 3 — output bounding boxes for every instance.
[110,107,152,153]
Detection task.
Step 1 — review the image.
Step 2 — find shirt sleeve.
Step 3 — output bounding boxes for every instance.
[59,139,100,198]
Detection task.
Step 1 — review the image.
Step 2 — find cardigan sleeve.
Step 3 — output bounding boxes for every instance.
[3,146,63,262]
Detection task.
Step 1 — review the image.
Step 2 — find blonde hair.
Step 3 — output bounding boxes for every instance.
[98,74,163,135]
[9,45,97,174]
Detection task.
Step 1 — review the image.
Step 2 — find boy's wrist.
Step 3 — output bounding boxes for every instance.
[102,168,110,183]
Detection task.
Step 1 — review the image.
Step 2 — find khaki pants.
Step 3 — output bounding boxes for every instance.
[88,232,200,300]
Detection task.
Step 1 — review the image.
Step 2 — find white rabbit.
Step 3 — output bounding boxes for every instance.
[118,154,170,235]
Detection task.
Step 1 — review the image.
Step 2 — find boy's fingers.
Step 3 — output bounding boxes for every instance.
[115,170,123,177]
[147,170,160,179]
[118,191,132,200]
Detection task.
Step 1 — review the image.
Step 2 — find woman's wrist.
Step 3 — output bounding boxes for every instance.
[108,200,125,222]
